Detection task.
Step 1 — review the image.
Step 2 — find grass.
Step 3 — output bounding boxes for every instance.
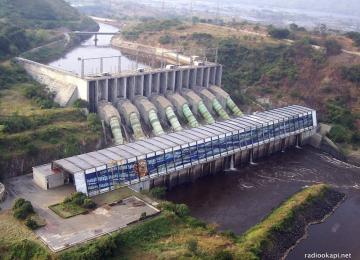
[49,202,87,219]
[234,184,331,259]
[0,210,50,259]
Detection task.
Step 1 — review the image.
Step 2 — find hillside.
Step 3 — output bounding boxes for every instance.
[118,19,360,153]
[0,0,103,179]
[230,0,360,17]
[0,0,98,60]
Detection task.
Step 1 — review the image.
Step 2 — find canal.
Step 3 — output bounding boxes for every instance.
[166,147,360,259]
[49,22,146,76]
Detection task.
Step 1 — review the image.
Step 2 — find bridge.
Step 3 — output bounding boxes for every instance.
[72,31,121,45]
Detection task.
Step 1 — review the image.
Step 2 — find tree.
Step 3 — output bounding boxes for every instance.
[324,39,342,56]
[268,28,290,39]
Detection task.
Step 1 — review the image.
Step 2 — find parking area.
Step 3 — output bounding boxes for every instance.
[0,174,159,252]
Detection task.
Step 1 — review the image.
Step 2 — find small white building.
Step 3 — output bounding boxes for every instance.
[33,164,68,190]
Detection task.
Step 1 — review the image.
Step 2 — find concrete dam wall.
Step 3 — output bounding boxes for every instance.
[15,57,88,106]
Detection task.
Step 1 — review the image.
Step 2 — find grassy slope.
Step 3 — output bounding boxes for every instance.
[56,184,342,260]
[0,0,102,178]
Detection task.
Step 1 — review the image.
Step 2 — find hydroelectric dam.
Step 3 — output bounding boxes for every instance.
[18,44,318,196]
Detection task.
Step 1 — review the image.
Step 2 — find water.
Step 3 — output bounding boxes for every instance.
[49,22,146,76]
[166,147,360,258]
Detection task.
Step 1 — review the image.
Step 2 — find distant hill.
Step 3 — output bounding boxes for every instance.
[0,0,98,60]
[0,0,98,30]
[231,0,360,17]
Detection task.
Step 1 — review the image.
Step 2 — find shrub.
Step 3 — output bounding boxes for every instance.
[150,186,166,199]
[139,212,147,220]
[268,28,290,39]
[83,198,96,209]
[328,124,352,143]
[175,204,190,217]
[213,250,234,260]
[25,217,39,230]
[341,65,360,84]
[324,39,342,56]
[87,113,102,132]
[71,192,87,206]
[12,198,34,219]
[159,34,173,45]
[73,99,88,108]
[186,238,198,253]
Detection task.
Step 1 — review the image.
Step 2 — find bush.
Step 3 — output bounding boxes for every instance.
[159,34,173,45]
[25,217,39,230]
[87,113,102,132]
[346,31,360,47]
[73,99,88,108]
[186,239,198,253]
[150,186,166,199]
[139,212,147,220]
[328,124,352,143]
[213,250,234,260]
[324,39,342,56]
[341,65,360,83]
[12,198,34,219]
[175,204,190,217]
[83,198,96,209]
[268,28,290,39]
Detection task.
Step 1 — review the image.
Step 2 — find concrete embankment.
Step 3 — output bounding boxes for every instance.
[111,37,192,65]
[0,183,5,202]
[235,184,345,260]
[15,57,88,107]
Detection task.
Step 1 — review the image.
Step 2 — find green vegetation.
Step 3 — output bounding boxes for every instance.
[12,198,34,220]
[341,64,360,84]
[218,38,322,90]
[325,100,359,145]
[149,186,167,199]
[324,39,342,56]
[0,0,98,60]
[234,184,343,259]
[346,31,360,47]
[49,192,96,218]
[268,27,290,39]
[159,34,174,45]
[0,239,49,260]
[122,19,182,40]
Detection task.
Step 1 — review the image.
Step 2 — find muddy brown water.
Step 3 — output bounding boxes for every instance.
[165,146,360,259]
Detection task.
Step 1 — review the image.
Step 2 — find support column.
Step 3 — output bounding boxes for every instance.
[215,65,222,86]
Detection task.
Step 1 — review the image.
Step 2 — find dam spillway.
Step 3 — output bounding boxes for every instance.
[33,105,317,195]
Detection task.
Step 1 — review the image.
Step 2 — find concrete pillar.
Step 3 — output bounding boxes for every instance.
[190,68,196,88]
[183,69,190,89]
[118,77,126,98]
[151,73,159,94]
[215,65,222,86]
[144,74,151,97]
[95,80,99,103]
[105,79,109,101]
[196,67,204,86]
[128,76,135,100]
[167,71,176,92]
[160,72,167,94]
[210,66,216,85]
[175,70,183,92]
[204,67,210,87]
[134,75,142,96]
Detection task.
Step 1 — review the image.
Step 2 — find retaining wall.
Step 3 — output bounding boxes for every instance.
[16,57,88,106]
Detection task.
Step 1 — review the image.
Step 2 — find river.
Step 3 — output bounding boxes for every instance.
[49,22,146,76]
[166,147,360,259]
